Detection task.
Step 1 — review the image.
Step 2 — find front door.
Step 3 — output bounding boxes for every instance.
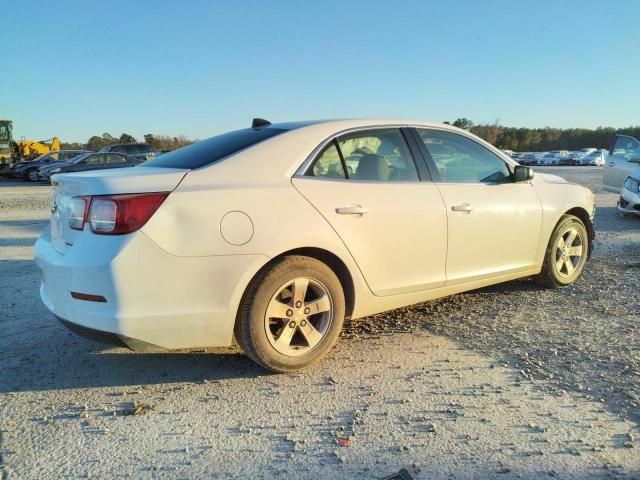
[292,128,448,296]
[413,128,543,285]
[603,135,640,192]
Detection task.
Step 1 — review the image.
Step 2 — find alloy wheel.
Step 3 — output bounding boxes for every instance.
[554,227,584,278]
[264,277,333,357]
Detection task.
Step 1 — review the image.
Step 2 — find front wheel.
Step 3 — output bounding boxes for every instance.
[535,214,589,288]
[235,256,345,372]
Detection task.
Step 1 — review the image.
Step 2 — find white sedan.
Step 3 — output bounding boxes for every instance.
[581,150,606,166]
[36,119,595,372]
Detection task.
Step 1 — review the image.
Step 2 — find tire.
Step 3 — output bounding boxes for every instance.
[26,169,39,182]
[235,255,345,373]
[534,214,589,288]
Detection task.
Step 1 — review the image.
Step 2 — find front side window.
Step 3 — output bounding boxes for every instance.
[416,129,511,183]
[306,128,419,182]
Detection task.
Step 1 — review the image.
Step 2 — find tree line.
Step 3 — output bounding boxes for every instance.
[61,132,196,152]
[60,121,640,154]
[447,118,640,152]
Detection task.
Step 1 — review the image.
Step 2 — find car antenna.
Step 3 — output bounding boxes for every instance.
[252,118,271,128]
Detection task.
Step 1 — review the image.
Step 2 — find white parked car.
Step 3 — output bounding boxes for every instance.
[540,153,560,166]
[571,148,597,162]
[581,150,606,166]
[603,134,640,192]
[35,119,596,372]
[549,150,571,161]
[532,152,547,163]
[618,174,640,217]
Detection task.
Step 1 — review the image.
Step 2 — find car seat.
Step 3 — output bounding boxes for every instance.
[355,154,390,181]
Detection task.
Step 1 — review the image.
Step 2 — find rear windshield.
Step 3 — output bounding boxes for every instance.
[140,127,287,170]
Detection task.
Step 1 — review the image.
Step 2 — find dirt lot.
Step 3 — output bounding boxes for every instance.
[0,167,639,479]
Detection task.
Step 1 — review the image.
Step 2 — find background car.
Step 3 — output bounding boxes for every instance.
[39,152,140,180]
[541,153,561,166]
[518,153,538,165]
[603,134,640,192]
[550,150,571,159]
[570,148,597,163]
[581,150,606,166]
[11,150,89,181]
[99,143,159,161]
[618,174,640,217]
[35,118,595,373]
[531,152,547,165]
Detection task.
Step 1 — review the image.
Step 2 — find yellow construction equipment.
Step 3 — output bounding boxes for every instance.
[14,136,61,160]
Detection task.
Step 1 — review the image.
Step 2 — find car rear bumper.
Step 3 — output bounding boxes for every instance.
[35,226,268,350]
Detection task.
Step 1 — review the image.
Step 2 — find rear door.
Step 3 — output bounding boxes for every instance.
[292,127,448,296]
[412,128,543,285]
[603,135,640,192]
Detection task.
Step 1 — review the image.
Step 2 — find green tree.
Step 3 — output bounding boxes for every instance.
[119,133,137,143]
[453,118,474,130]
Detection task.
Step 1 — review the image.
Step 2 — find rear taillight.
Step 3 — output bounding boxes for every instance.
[69,196,90,230]
[69,192,168,235]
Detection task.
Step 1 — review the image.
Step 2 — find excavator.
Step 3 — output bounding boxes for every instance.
[14,136,61,159]
[0,119,61,175]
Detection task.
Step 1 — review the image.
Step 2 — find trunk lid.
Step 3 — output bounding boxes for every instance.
[50,166,188,253]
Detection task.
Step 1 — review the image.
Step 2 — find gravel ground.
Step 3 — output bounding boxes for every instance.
[0,168,639,479]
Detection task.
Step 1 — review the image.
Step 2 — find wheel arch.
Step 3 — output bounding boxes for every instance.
[235,247,356,325]
[562,206,594,258]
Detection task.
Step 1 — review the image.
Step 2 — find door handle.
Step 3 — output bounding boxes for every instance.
[335,205,368,215]
[451,203,473,213]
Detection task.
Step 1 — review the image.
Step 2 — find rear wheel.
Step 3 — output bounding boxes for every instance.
[26,169,39,182]
[535,214,588,288]
[235,256,345,372]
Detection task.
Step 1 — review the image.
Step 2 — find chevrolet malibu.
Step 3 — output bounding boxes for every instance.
[35,119,595,372]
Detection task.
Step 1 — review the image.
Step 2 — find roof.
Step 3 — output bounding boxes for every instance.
[270,118,455,132]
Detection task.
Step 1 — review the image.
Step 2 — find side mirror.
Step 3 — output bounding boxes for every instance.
[513,165,534,182]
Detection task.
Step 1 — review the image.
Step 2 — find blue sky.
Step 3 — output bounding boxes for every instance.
[2,0,639,141]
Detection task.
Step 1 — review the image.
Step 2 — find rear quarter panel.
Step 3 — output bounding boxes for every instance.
[141,161,373,318]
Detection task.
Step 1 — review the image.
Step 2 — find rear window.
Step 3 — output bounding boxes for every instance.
[140,128,286,170]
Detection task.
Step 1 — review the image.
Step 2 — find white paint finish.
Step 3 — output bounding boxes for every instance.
[35,119,597,349]
[293,177,448,296]
[49,167,188,253]
[35,227,268,348]
[436,182,543,284]
[220,211,254,246]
